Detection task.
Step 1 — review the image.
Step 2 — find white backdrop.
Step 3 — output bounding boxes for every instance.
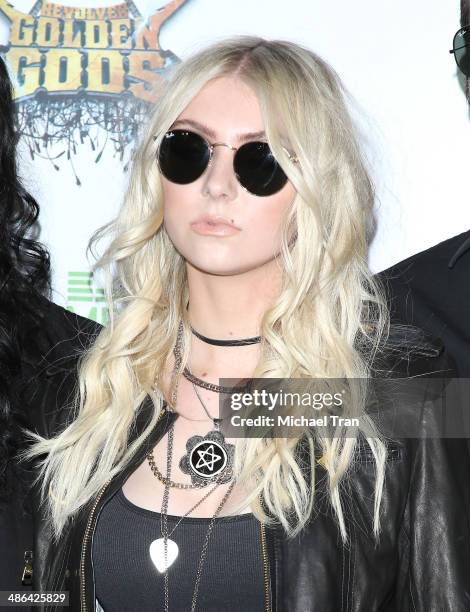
[0,0,468,323]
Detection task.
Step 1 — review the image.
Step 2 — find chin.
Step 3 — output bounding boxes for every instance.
[188,259,247,276]
[186,254,280,278]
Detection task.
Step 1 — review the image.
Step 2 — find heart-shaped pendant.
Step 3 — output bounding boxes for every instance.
[149,538,179,573]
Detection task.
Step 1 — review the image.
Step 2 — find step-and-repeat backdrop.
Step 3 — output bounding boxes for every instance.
[0,0,468,323]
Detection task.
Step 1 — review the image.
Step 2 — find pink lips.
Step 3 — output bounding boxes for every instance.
[190,215,241,237]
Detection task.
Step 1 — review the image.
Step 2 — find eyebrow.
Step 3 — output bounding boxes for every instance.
[170,118,266,142]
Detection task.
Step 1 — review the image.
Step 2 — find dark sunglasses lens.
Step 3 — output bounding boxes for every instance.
[234,142,288,196]
[454,27,470,77]
[158,130,210,184]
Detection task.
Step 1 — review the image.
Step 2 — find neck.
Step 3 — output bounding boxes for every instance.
[185,260,281,377]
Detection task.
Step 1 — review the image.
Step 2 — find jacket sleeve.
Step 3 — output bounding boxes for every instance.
[394,377,470,611]
[371,338,470,610]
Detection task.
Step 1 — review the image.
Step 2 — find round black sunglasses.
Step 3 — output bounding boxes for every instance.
[157,129,298,197]
[450,24,470,77]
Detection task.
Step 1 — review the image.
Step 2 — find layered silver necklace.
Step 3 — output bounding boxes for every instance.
[149,319,261,611]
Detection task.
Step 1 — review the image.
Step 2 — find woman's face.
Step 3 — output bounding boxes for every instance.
[161,76,297,276]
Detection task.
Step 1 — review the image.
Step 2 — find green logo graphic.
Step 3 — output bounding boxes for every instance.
[66,271,109,324]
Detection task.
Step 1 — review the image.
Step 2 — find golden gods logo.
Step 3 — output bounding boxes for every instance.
[0,0,188,178]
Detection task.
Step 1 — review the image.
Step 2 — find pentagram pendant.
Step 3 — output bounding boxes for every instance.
[149,538,179,573]
[179,429,235,486]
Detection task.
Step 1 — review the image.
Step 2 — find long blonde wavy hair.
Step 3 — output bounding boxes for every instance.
[23,36,389,543]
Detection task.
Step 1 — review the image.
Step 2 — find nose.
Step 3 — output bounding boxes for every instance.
[200,145,238,201]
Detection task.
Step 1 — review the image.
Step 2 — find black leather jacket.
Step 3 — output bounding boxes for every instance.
[382,229,470,377]
[31,334,470,612]
[1,299,100,611]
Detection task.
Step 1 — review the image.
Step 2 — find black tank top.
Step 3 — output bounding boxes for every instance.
[92,487,266,611]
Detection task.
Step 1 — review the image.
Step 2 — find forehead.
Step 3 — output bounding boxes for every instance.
[175,76,265,143]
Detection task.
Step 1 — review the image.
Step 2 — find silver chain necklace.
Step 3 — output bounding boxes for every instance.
[147,449,218,490]
[160,421,236,612]
[150,321,237,612]
[173,337,235,488]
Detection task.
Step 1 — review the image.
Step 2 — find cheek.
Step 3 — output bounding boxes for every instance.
[244,189,295,246]
[162,181,191,215]
[161,181,197,235]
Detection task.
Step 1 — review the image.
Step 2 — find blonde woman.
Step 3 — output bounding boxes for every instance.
[24,37,470,611]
